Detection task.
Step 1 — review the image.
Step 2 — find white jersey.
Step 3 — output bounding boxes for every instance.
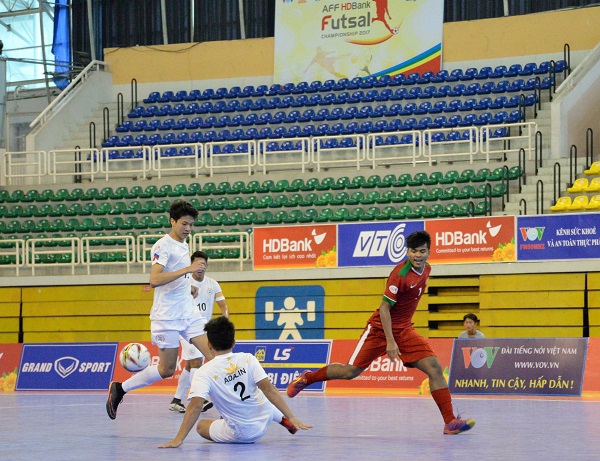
[191,276,223,321]
[150,234,195,321]
[189,352,274,440]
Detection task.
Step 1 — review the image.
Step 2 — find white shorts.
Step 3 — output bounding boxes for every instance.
[151,314,207,349]
[208,419,268,444]
[180,337,204,361]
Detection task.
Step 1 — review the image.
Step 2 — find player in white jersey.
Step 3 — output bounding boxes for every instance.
[160,316,312,447]
[169,250,230,413]
[106,200,214,420]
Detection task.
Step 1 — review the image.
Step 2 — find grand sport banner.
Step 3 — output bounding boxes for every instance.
[274,0,443,84]
[449,338,588,396]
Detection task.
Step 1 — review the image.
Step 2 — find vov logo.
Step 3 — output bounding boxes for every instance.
[462,347,500,369]
[520,227,545,241]
[54,357,80,378]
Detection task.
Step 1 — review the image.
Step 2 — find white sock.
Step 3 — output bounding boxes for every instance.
[189,367,199,383]
[174,368,191,400]
[272,406,284,423]
[122,365,162,393]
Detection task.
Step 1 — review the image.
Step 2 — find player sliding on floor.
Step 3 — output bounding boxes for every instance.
[160,316,312,447]
[286,230,475,435]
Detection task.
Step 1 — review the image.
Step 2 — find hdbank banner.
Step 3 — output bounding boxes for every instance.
[16,343,117,391]
[0,344,23,392]
[253,224,337,270]
[233,340,331,392]
[426,216,516,264]
[517,213,600,261]
[274,0,443,84]
[449,338,587,396]
[338,221,424,267]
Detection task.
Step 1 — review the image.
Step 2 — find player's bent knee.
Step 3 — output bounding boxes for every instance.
[158,365,176,378]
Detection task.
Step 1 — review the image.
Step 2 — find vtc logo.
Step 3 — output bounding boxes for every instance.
[462,347,500,369]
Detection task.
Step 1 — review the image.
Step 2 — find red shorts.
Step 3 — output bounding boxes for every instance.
[347,322,435,369]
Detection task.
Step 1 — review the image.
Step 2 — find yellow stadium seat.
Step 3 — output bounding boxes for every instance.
[549,196,571,212]
[584,177,600,192]
[567,178,588,193]
[583,195,600,211]
[584,161,600,175]
[566,195,589,211]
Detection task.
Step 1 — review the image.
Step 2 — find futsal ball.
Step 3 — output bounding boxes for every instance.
[119,343,151,372]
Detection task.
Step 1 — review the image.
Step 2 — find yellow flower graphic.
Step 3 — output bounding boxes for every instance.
[0,368,18,392]
[492,239,516,262]
[316,247,337,268]
[418,366,449,395]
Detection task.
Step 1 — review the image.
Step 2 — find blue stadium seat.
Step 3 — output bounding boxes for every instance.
[430,70,449,83]
[475,66,492,79]
[298,109,315,122]
[251,85,268,96]
[399,103,417,116]
[458,98,477,112]
[504,64,522,77]
[491,65,507,78]
[429,101,447,113]
[374,74,391,87]
[157,91,174,103]
[390,87,408,100]
[183,89,201,101]
[143,91,160,103]
[459,67,478,81]
[446,69,463,82]
[474,97,492,110]
[127,106,144,118]
[443,114,461,128]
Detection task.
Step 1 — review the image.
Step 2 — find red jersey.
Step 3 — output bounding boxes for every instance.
[369,259,430,330]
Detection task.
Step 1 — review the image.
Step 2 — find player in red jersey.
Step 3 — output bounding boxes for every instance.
[286,230,475,435]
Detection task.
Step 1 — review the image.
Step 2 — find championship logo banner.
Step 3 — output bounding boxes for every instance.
[253,224,337,270]
[274,0,443,84]
[449,338,588,396]
[426,216,516,264]
[337,221,424,267]
[517,213,600,261]
[16,343,118,391]
[233,340,332,392]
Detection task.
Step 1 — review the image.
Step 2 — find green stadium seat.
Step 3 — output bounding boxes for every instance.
[214,197,230,210]
[153,185,170,197]
[273,180,289,193]
[286,178,305,192]
[392,189,412,203]
[379,174,397,188]
[273,210,288,223]
[148,214,169,229]
[455,185,475,200]
[348,175,366,189]
[82,188,100,201]
[330,191,349,206]
[350,207,365,221]
[92,202,112,215]
[314,207,334,222]
[315,192,333,206]
[284,193,303,208]
[242,180,260,194]
[226,196,245,210]
[65,188,84,201]
[407,188,428,202]
[24,204,38,217]
[299,177,320,191]
[375,190,395,204]
[22,219,36,233]
[283,209,303,224]
[363,191,380,204]
[258,210,277,224]
[366,174,381,188]
[171,184,188,197]
[7,190,24,203]
[230,181,245,194]
[472,184,492,199]
[471,168,491,183]
[441,186,459,200]
[52,188,70,201]
[315,177,335,191]
[76,218,95,232]
[455,168,475,183]
[138,185,158,198]
[406,204,427,219]
[376,206,396,220]
[124,200,142,214]
[271,194,289,208]
[422,171,443,186]
[128,185,143,198]
[257,180,275,193]
[488,167,507,182]
[242,196,258,209]
[348,191,365,204]
[254,196,273,209]
[330,207,350,222]
[0,205,7,217]
[424,187,444,202]
[124,216,139,229]
[22,190,40,202]
[445,202,466,217]
[397,173,413,186]
[0,190,9,203]
[423,203,444,219]
[509,165,523,180]
[407,172,428,187]
[475,201,492,215]
[214,181,231,195]
[438,170,459,185]
[299,193,318,207]
[111,186,130,200]
[332,176,350,190]
[492,183,507,197]
[298,208,317,223]
[245,211,266,225]
[110,202,128,215]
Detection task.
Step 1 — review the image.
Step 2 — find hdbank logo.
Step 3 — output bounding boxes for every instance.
[462,347,500,369]
[338,221,424,267]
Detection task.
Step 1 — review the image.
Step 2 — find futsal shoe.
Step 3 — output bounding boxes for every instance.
[106,381,126,420]
[280,416,298,434]
[443,418,475,435]
[169,398,186,413]
[286,370,310,398]
[202,400,214,413]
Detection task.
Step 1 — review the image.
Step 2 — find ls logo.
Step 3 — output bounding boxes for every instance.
[462,347,500,369]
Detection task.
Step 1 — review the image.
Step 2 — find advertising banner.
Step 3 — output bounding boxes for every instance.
[233,340,332,392]
[449,338,588,396]
[16,343,118,391]
[517,213,600,261]
[255,285,325,340]
[253,224,337,270]
[0,344,22,392]
[325,338,453,394]
[426,216,516,264]
[274,0,443,84]
[337,221,424,267]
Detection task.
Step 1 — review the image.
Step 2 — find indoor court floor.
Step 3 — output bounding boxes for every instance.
[1,392,599,461]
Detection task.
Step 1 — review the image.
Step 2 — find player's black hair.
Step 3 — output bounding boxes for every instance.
[169,200,198,221]
[191,250,209,262]
[406,230,431,249]
[463,313,479,322]
[205,316,235,351]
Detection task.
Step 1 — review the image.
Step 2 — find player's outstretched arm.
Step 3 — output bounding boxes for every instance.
[257,378,313,431]
[159,397,205,448]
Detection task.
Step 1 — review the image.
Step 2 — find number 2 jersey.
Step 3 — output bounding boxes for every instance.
[189,352,275,440]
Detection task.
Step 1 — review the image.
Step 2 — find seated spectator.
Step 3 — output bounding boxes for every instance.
[458,313,485,339]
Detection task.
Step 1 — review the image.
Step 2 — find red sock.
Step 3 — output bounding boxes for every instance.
[306,366,330,385]
[431,388,455,424]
